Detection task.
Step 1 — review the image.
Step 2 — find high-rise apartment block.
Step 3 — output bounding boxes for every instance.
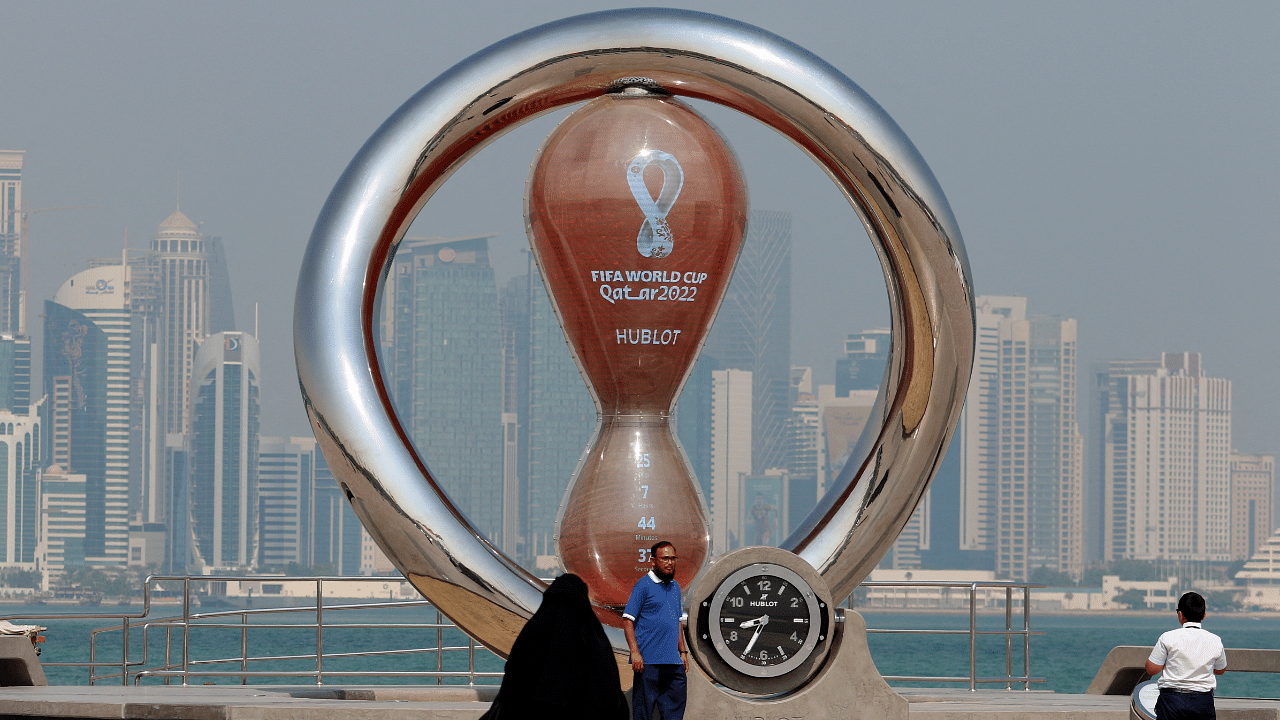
[190,332,261,569]
[1229,451,1273,561]
[960,297,1082,581]
[703,210,791,476]
[383,236,504,544]
[960,296,1025,555]
[1100,353,1231,563]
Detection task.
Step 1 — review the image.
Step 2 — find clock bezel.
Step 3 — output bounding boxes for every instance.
[707,563,824,677]
[687,546,835,694]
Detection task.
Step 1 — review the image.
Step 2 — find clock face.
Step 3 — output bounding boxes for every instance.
[706,563,826,678]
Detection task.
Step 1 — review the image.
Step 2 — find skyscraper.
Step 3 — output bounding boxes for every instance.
[499,258,595,568]
[1229,451,1274,561]
[152,210,210,435]
[164,434,193,573]
[0,335,31,414]
[44,264,134,566]
[959,296,1026,556]
[1100,353,1231,563]
[88,248,163,526]
[961,297,1082,581]
[0,151,25,336]
[787,367,823,532]
[0,404,42,567]
[205,237,236,335]
[676,354,719,506]
[257,436,316,568]
[189,332,261,569]
[999,314,1082,581]
[703,210,791,475]
[710,368,752,552]
[383,236,504,544]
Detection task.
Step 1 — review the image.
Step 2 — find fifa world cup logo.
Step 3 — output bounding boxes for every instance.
[627,150,684,258]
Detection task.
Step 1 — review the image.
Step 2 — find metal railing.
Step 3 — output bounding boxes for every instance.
[2,575,1043,689]
[855,581,1046,690]
[3,575,501,686]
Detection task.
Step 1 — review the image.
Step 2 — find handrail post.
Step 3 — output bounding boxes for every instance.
[1004,586,1013,690]
[436,607,443,685]
[469,637,476,686]
[182,578,190,685]
[240,612,248,685]
[1023,585,1032,690]
[122,616,130,686]
[164,624,172,686]
[315,579,323,685]
[969,583,977,691]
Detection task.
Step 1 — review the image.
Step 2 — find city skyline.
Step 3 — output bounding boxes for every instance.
[5,160,1279,583]
[3,3,1276,459]
[3,3,1278,586]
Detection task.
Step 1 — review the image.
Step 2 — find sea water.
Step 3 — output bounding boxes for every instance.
[4,604,1276,697]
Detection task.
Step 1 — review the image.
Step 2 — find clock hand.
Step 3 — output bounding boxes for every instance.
[739,615,768,629]
[743,623,764,655]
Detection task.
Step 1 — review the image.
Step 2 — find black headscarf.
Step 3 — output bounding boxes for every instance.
[480,573,628,720]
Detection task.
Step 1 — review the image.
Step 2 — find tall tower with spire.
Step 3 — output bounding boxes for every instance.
[0,151,25,337]
[152,208,210,435]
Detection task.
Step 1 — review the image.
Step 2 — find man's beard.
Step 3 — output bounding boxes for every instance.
[654,567,676,583]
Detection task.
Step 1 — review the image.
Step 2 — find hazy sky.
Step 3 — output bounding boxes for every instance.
[5,1,1278,452]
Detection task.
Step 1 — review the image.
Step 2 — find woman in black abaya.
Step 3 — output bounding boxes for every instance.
[480,573,628,720]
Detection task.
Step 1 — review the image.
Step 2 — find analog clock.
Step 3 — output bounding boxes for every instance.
[688,547,835,693]
[709,565,822,675]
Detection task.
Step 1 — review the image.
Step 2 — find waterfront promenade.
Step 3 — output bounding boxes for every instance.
[0,684,1277,719]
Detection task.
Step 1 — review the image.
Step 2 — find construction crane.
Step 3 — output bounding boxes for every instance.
[15,205,98,335]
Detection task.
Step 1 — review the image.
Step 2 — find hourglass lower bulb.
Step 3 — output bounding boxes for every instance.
[525,82,748,607]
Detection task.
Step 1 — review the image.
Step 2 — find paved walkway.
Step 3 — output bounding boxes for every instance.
[0,685,1275,719]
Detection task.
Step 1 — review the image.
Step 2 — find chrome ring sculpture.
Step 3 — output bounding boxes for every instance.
[294,8,974,661]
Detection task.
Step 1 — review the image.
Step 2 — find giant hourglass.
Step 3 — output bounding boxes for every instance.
[526,83,748,607]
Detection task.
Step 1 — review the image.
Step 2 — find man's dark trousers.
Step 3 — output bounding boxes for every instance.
[1155,689,1215,720]
[632,664,685,720]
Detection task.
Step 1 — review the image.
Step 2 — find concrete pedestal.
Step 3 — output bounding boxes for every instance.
[0,637,45,686]
[687,610,907,720]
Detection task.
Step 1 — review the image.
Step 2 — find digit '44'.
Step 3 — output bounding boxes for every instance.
[637,517,656,529]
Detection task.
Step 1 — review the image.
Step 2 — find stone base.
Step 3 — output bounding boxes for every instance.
[687,610,907,720]
[0,637,45,687]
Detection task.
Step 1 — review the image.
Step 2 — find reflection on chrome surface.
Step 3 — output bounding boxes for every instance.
[294,8,974,666]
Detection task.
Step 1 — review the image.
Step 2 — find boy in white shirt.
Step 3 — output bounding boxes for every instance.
[1144,592,1227,720]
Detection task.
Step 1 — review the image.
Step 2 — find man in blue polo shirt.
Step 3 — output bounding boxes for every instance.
[623,540,687,720]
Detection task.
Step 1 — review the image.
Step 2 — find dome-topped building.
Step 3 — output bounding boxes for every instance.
[153,209,204,255]
[152,207,210,435]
